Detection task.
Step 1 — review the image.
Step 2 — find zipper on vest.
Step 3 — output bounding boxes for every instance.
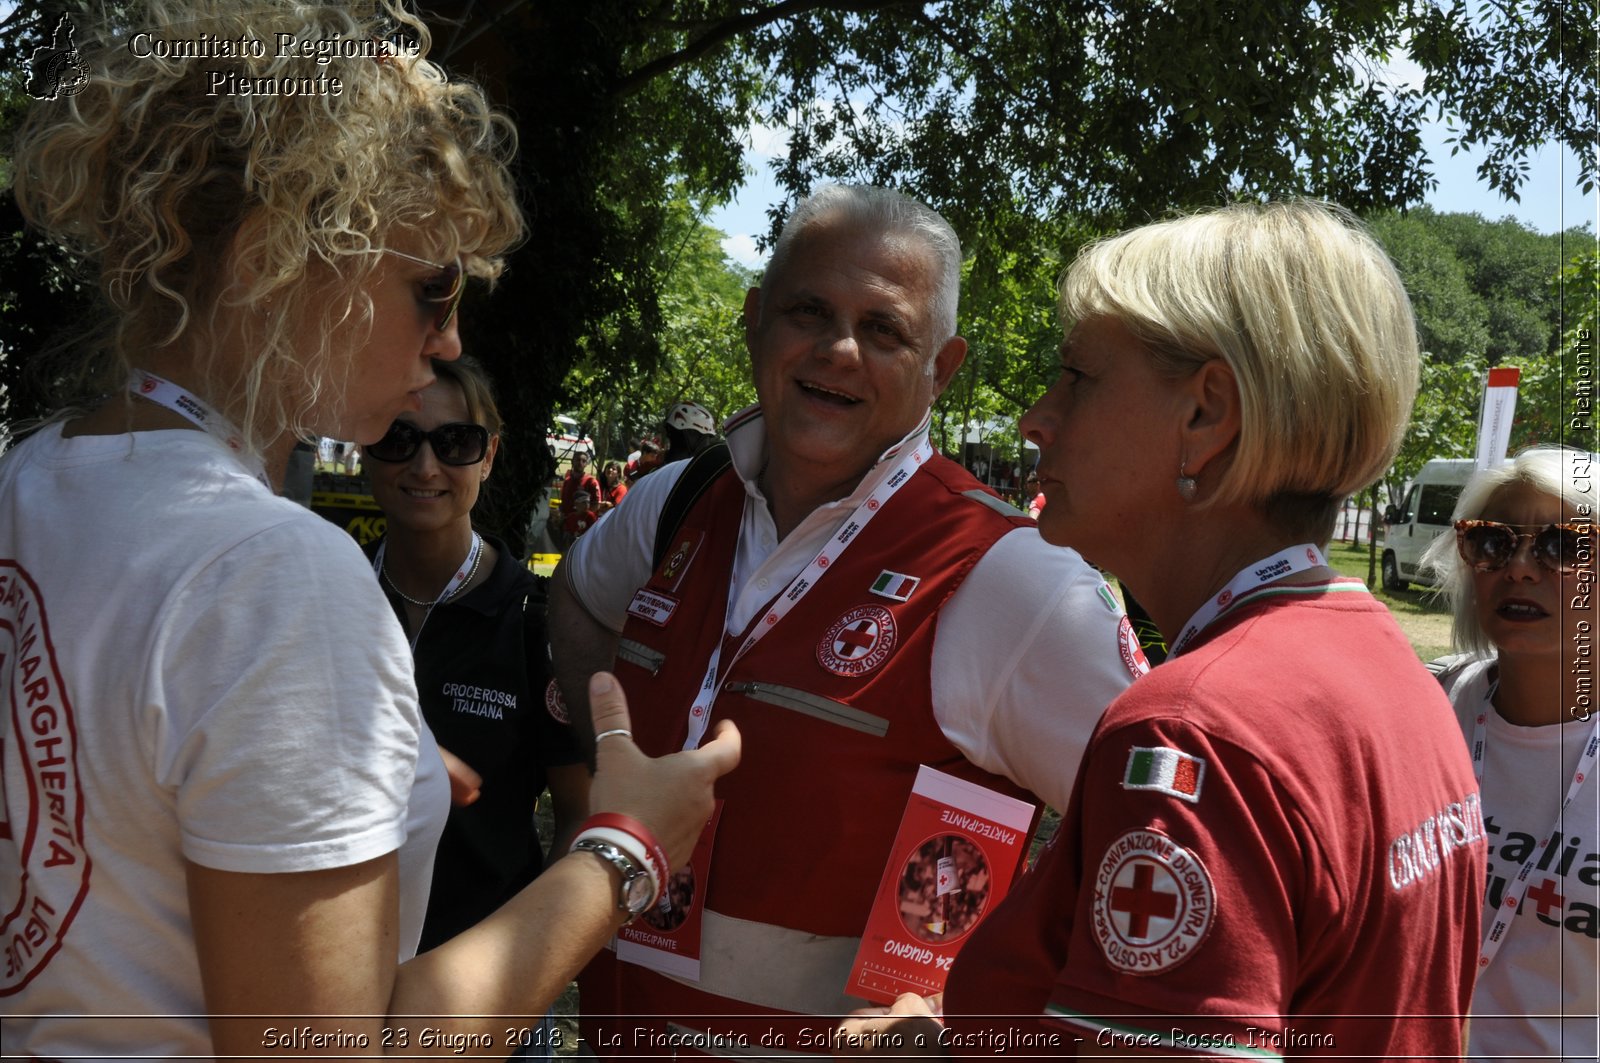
[617,638,666,675]
[724,681,890,738]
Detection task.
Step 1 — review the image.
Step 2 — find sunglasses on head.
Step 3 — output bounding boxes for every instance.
[365,420,490,466]
[381,249,465,332]
[1454,519,1593,575]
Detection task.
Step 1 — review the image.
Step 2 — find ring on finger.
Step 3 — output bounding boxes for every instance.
[595,728,633,743]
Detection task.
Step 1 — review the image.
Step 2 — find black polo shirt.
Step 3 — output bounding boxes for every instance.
[367,534,583,950]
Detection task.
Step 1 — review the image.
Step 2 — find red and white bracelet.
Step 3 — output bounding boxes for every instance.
[569,814,668,913]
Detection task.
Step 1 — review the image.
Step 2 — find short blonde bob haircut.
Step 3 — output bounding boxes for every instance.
[1421,446,1599,658]
[1060,200,1420,539]
[11,0,524,452]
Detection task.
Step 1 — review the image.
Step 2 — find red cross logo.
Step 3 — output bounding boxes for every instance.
[1524,877,1566,920]
[817,604,897,677]
[1110,860,1179,940]
[1092,829,1214,973]
[833,619,878,659]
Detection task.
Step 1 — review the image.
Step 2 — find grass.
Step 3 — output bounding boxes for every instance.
[1324,540,1454,663]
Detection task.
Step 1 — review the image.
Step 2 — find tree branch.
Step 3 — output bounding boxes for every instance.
[614,0,912,96]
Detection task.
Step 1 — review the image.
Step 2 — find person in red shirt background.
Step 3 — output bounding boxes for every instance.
[556,450,600,546]
[599,461,628,509]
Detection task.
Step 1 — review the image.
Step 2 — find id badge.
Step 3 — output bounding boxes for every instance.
[615,800,723,982]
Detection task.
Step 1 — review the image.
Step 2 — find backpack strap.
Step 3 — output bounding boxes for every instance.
[652,442,734,570]
[522,575,552,691]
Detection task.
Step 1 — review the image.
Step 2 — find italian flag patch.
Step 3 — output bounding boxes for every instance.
[1123,747,1205,803]
[870,570,921,602]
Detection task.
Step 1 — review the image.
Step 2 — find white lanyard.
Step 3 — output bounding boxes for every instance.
[128,369,268,488]
[679,435,934,751]
[372,532,483,653]
[1168,543,1328,656]
[1470,681,1600,971]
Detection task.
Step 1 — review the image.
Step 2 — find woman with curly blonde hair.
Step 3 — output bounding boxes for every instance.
[0,2,737,1058]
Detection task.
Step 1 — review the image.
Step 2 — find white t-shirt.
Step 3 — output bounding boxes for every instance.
[567,410,1139,812]
[0,423,448,1060]
[1437,655,1600,1061]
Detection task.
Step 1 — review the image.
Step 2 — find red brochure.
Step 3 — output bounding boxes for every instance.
[847,766,1036,1003]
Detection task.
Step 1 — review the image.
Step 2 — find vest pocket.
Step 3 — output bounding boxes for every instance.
[724,681,890,737]
[617,638,666,675]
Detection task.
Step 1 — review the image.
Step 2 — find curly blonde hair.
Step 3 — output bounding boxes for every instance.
[11,0,524,451]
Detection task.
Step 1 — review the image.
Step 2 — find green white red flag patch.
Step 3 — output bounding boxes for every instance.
[870,569,920,602]
[1123,747,1205,802]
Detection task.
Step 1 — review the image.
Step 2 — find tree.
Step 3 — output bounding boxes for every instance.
[1367,211,1489,365]
[3,0,1592,551]
[560,197,757,464]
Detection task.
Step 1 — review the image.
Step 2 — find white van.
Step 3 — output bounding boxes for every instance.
[1380,458,1476,590]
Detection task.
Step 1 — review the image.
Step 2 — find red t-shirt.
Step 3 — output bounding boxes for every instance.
[943,580,1484,1058]
[560,469,600,516]
[563,507,599,538]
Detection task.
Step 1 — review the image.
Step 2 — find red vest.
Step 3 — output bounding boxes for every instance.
[583,454,1035,1053]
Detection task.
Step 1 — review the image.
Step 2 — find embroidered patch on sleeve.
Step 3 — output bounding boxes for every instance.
[1092,829,1215,974]
[544,677,570,724]
[1122,746,1205,802]
[1117,615,1152,678]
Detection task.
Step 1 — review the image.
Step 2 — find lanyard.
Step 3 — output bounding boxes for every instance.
[372,532,483,653]
[128,369,268,488]
[679,435,934,751]
[1470,680,1600,972]
[1168,543,1329,656]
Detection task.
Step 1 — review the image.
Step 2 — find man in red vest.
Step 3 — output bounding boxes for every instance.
[549,185,1144,1054]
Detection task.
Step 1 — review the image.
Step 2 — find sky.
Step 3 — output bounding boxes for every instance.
[710,112,1596,272]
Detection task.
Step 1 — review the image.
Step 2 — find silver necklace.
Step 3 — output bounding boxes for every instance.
[382,542,483,607]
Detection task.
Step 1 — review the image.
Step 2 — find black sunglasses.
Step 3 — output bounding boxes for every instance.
[1454,519,1593,575]
[365,420,490,466]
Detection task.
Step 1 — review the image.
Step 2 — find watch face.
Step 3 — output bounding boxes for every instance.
[624,874,654,915]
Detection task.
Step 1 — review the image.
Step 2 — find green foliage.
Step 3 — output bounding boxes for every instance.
[3,0,1593,551]
[1367,212,1489,364]
[560,196,757,462]
[1369,208,1591,504]
[1555,246,1600,454]
[1407,0,1597,201]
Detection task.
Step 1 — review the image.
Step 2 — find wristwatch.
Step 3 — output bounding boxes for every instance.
[573,837,655,917]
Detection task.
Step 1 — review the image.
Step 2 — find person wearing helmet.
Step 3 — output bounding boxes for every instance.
[661,401,719,464]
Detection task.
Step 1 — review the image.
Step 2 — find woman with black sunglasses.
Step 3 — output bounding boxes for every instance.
[366,357,589,1059]
[0,2,736,1058]
[1421,445,1599,1062]
[366,355,589,934]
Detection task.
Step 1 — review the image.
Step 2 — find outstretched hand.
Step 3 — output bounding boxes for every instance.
[586,671,740,867]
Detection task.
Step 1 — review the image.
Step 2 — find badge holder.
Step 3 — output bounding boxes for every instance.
[615,800,724,982]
